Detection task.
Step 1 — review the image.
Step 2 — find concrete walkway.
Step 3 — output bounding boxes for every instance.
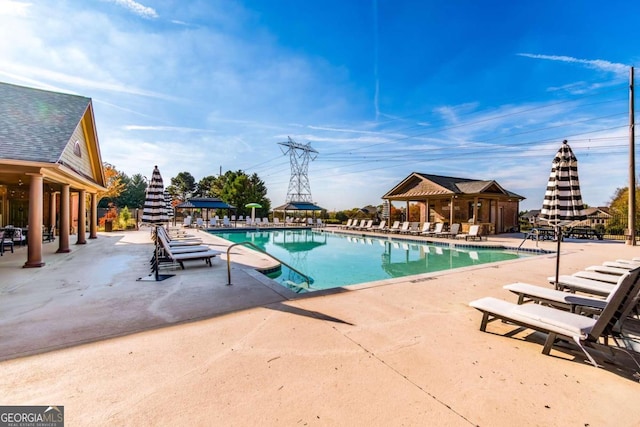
[1,227,639,426]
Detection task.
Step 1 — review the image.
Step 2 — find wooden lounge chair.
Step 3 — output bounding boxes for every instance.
[469,267,640,367]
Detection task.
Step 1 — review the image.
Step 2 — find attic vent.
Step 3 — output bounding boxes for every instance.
[73,140,82,157]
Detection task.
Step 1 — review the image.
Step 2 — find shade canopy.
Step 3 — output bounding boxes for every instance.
[245,202,262,209]
[273,201,324,211]
[141,166,169,224]
[539,140,586,287]
[175,197,235,210]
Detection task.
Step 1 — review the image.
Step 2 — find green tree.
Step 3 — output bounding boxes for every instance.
[115,173,147,208]
[97,163,126,208]
[167,171,196,202]
[218,170,270,216]
[607,185,640,234]
[195,175,219,197]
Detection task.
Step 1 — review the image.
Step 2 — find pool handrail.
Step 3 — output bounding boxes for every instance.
[226,241,313,287]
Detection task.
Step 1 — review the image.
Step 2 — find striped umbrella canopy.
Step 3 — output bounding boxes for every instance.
[164,189,174,219]
[539,140,586,287]
[141,166,169,224]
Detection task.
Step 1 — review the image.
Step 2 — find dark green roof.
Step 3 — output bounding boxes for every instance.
[0,82,91,163]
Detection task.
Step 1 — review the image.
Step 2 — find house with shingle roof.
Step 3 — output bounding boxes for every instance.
[382,173,524,234]
[0,81,106,267]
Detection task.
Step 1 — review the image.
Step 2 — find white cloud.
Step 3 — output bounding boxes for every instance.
[106,0,158,19]
[517,53,629,78]
[0,0,31,17]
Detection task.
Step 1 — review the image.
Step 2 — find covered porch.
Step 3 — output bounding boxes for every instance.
[382,173,524,234]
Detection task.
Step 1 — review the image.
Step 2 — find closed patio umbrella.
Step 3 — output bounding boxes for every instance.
[140,166,172,281]
[245,202,262,223]
[142,166,169,225]
[539,140,586,288]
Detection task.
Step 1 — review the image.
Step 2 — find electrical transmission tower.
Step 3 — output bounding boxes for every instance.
[278,136,318,203]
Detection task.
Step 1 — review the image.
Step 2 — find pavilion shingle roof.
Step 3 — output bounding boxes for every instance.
[384,173,525,200]
[0,82,90,163]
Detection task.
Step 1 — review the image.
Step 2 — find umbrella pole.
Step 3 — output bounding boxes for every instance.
[554,226,561,289]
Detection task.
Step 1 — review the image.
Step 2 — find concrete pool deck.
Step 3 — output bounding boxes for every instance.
[1,226,639,425]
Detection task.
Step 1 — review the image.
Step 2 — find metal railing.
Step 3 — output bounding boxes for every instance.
[226,241,312,287]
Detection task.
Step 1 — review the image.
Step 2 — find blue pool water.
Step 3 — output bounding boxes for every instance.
[211,229,536,292]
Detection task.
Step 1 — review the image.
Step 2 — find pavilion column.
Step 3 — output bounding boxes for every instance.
[57,184,71,253]
[77,189,87,244]
[89,193,97,239]
[24,173,45,268]
[472,197,479,225]
[449,197,455,226]
[405,201,410,222]
[49,191,58,230]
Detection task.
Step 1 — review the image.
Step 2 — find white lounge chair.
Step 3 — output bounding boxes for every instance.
[384,221,400,233]
[396,221,410,234]
[422,222,443,237]
[157,237,221,270]
[373,220,387,233]
[358,220,374,231]
[411,222,430,235]
[456,224,483,241]
[340,219,353,229]
[349,219,366,230]
[436,223,460,238]
[469,267,640,367]
[549,275,616,296]
[506,267,640,332]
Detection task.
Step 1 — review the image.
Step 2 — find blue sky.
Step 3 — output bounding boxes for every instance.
[0,0,638,211]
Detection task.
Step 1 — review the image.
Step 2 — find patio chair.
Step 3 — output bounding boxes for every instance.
[1,229,14,255]
[12,228,27,246]
[43,225,55,242]
[469,267,640,367]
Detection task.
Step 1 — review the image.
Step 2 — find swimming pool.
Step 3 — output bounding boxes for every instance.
[211,228,538,293]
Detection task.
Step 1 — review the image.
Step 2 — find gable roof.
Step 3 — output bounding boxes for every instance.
[0,82,105,189]
[383,172,525,200]
[0,82,91,163]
